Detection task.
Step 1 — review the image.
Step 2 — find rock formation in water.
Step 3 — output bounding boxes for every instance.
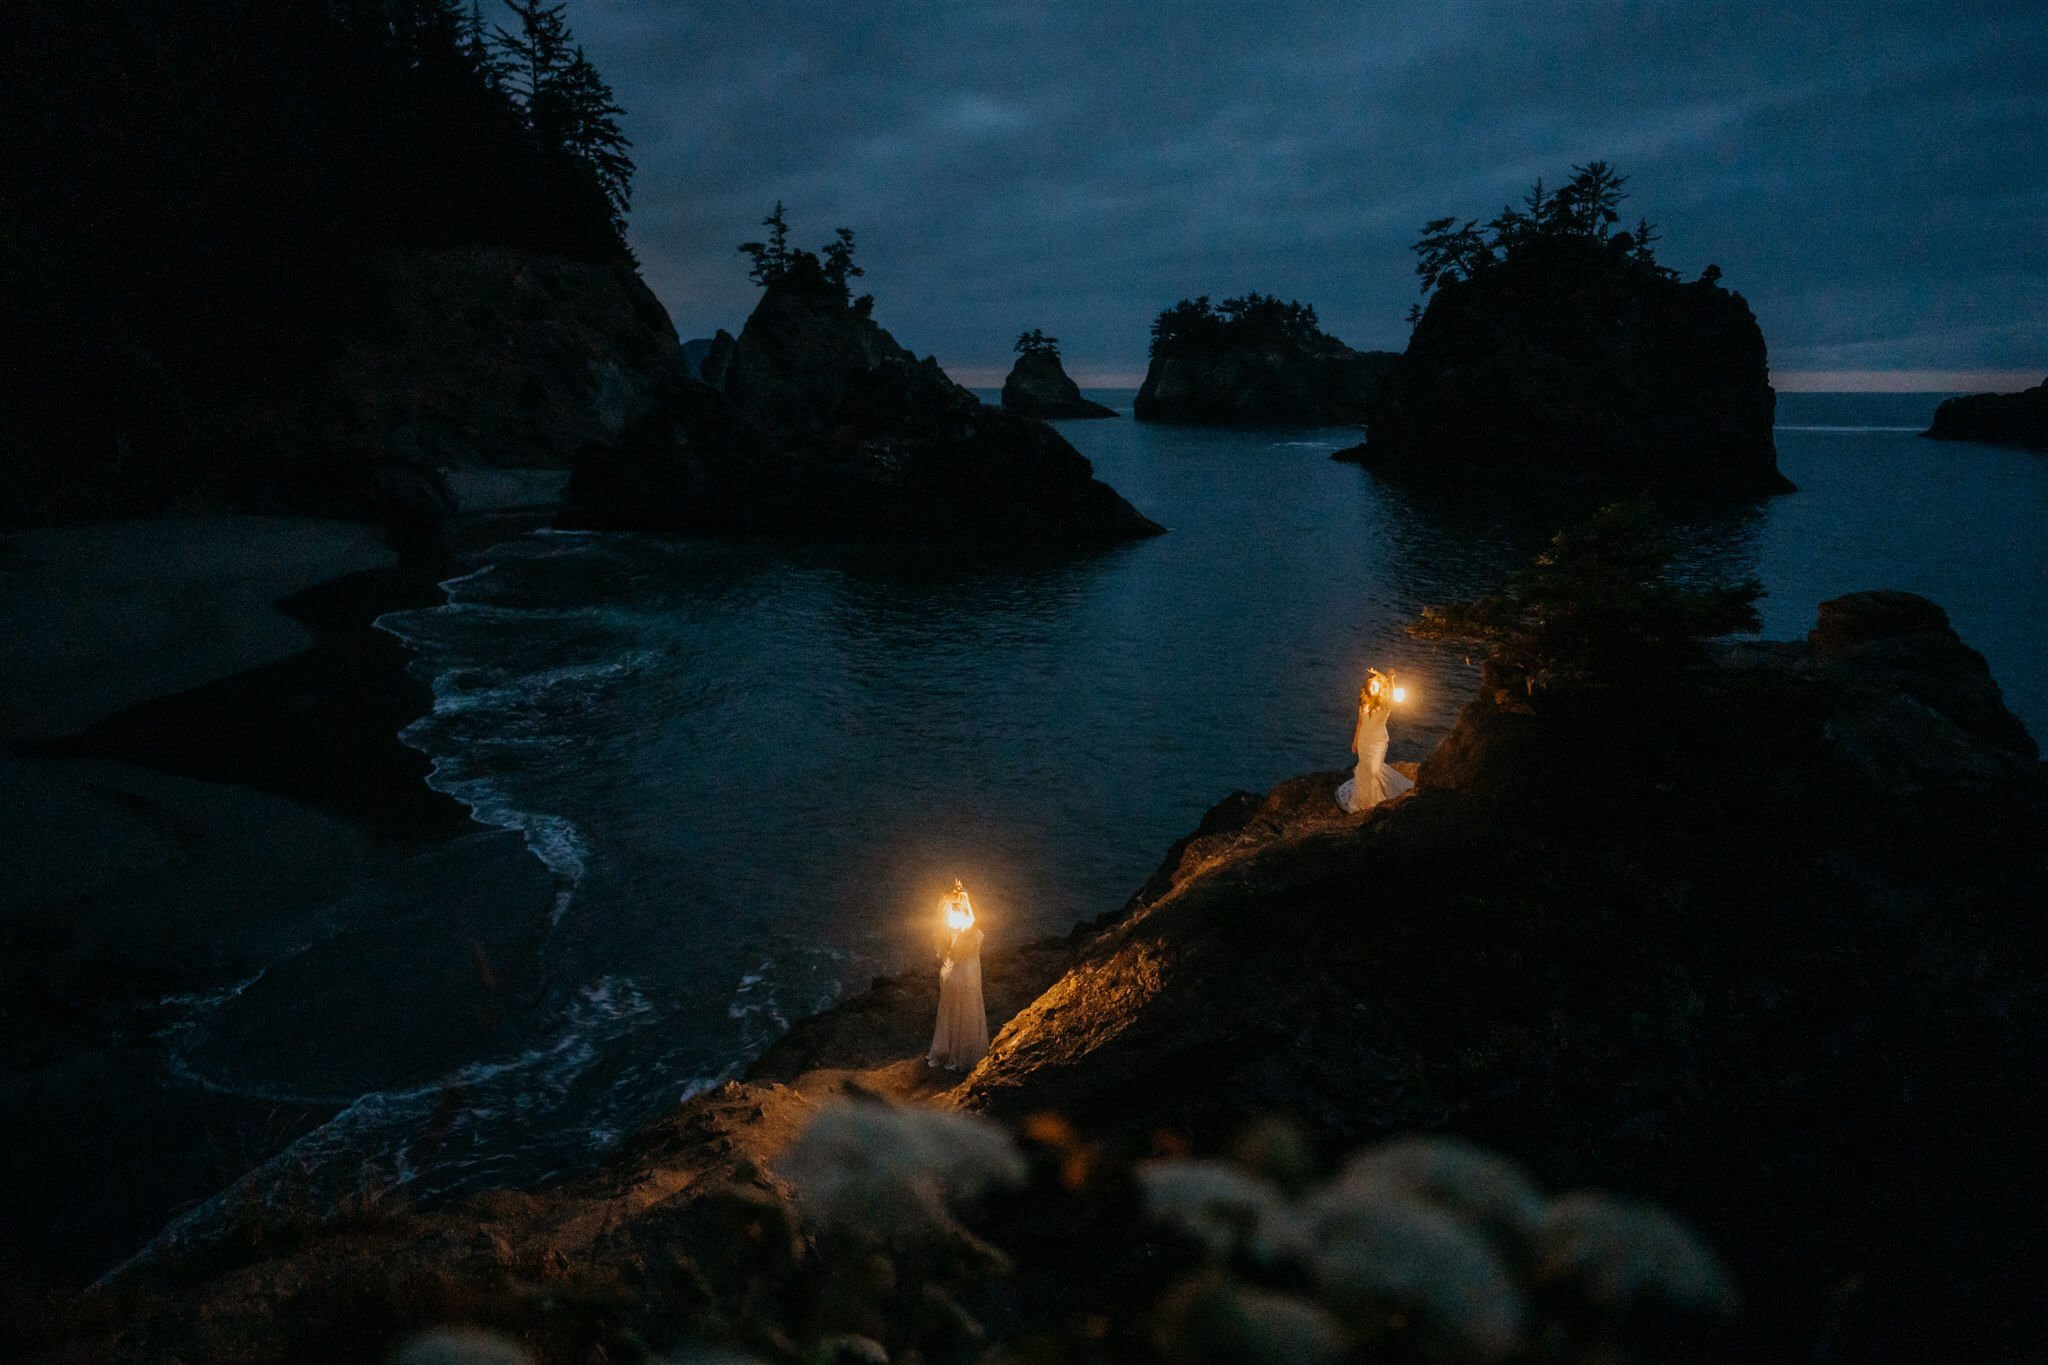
[1134,293,1398,425]
[1000,344,1116,419]
[1921,375,2048,450]
[568,256,1161,541]
[1340,165,1791,494]
[958,589,2044,1362]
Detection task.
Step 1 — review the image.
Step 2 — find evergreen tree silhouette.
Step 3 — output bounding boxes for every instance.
[557,46,633,228]
[1015,329,1060,357]
[495,0,571,142]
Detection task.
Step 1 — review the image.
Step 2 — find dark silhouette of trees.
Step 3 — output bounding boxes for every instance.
[1410,500,1762,694]
[821,227,864,294]
[738,207,873,314]
[1,0,640,520]
[1149,293,1333,357]
[555,47,633,228]
[1015,329,1061,357]
[1406,161,1687,312]
[492,1,633,231]
[739,203,797,285]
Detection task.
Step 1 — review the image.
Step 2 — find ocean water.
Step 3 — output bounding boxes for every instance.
[139,391,2048,1259]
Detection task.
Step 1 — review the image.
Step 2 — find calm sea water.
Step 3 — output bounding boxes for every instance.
[147,391,2048,1252]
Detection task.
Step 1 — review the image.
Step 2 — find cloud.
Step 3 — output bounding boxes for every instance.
[569,0,2048,379]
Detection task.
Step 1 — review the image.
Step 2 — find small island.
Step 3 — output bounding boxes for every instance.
[1134,293,1399,425]
[1921,375,2047,450]
[1000,330,1117,419]
[1342,163,1793,495]
[566,207,1161,541]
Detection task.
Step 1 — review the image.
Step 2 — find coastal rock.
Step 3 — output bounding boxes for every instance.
[682,329,738,388]
[568,272,1162,541]
[1346,236,1790,493]
[188,247,690,529]
[1000,349,1116,419]
[1920,375,2047,450]
[958,591,2046,1361]
[1135,318,1397,426]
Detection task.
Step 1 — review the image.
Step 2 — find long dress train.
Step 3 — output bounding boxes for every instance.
[928,924,989,1070]
[1336,701,1414,813]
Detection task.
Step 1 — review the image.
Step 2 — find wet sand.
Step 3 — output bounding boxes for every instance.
[0,514,554,1281]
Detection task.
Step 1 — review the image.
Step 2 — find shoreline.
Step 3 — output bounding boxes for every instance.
[0,508,561,1284]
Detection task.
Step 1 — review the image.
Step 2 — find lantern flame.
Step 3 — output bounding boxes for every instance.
[1391,686,1409,704]
[942,878,975,934]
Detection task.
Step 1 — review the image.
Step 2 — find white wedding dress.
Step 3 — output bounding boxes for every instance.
[1336,701,1414,813]
[928,924,989,1070]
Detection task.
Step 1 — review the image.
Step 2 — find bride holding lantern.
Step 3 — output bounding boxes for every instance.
[1336,668,1415,813]
[927,879,989,1070]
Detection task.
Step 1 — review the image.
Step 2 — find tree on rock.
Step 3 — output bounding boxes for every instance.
[738,206,872,313]
[1015,329,1060,357]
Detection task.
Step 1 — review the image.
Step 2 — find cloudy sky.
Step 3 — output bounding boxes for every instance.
[572,0,2046,389]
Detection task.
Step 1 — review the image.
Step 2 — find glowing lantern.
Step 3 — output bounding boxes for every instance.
[941,878,975,934]
[1392,686,1409,704]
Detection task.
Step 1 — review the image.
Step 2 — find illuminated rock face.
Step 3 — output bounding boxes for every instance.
[1347,235,1790,494]
[960,591,2045,1363]
[568,275,1162,542]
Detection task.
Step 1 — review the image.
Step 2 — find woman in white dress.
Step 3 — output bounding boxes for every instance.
[927,879,989,1070]
[1337,669,1415,814]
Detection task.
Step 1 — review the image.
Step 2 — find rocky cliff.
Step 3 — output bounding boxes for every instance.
[29,593,2042,1365]
[568,273,1161,541]
[1000,349,1116,419]
[959,590,2045,1362]
[1346,237,1791,494]
[191,248,692,529]
[1921,375,2047,450]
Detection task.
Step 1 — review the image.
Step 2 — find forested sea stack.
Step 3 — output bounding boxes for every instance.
[567,208,1161,541]
[1343,163,1791,494]
[1000,331,1116,419]
[1134,294,1399,425]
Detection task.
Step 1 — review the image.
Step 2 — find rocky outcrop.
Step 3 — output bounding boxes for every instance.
[1000,349,1116,419]
[200,248,690,529]
[1135,336,1397,426]
[1921,375,2047,450]
[568,274,1161,541]
[0,247,694,532]
[681,330,737,388]
[958,591,2045,1362]
[1344,237,1791,494]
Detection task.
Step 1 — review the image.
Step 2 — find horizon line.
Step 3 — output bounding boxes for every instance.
[936,365,2041,394]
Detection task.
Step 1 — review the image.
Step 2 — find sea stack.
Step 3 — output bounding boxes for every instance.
[1001,333,1116,419]
[1921,376,2047,450]
[1133,293,1397,425]
[568,241,1161,542]
[1341,164,1791,494]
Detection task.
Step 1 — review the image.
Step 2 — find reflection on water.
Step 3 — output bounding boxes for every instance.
[147,389,2047,1254]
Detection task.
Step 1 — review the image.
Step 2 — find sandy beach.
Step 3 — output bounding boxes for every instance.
[0,514,555,1281]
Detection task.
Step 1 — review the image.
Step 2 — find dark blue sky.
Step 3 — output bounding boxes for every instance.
[574,0,2046,388]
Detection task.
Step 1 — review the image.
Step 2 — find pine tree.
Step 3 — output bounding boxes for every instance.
[556,46,633,227]
[494,0,570,141]
[821,226,862,296]
[1015,328,1059,357]
[738,202,795,285]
